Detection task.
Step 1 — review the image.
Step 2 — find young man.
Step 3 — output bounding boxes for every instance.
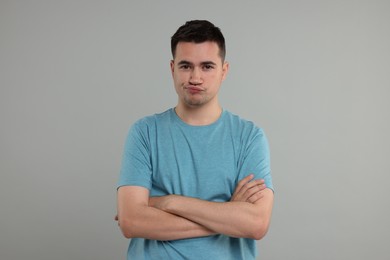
[117,20,274,259]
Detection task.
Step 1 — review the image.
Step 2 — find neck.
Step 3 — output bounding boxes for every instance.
[175,102,222,126]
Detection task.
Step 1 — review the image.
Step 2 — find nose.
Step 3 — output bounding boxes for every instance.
[189,67,202,85]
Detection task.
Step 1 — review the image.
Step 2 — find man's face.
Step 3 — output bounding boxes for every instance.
[170,41,229,108]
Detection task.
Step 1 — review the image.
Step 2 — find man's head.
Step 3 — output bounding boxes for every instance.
[171,20,226,62]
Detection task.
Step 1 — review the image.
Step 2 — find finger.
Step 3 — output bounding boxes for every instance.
[250,180,266,192]
[245,185,267,203]
[242,179,265,190]
[231,176,265,202]
[233,178,262,200]
[247,191,265,203]
[242,183,266,200]
[235,174,255,194]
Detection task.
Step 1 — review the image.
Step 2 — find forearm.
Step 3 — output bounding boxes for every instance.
[117,186,216,241]
[119,204,215,241]
[154,194,270,239]
[160,196,256,237]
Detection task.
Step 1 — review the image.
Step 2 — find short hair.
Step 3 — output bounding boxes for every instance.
[171,20,226,61]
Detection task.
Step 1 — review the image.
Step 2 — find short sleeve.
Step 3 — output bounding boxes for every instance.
[238,127,274,192]
[117,120,153,190]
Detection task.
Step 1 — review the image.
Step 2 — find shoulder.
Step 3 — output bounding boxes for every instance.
[222,110,266,138]
[124,109,173,148]
[131,108,172,131]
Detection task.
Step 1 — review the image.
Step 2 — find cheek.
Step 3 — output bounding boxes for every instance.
[173,72,187,83]
[209,75,222,85]
[173,76,186,92]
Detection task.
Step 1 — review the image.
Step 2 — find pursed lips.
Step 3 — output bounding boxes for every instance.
[185,86,204,94]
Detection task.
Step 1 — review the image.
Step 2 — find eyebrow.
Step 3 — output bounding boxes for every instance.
[177,60,217,66]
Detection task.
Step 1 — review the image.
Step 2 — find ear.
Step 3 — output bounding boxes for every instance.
[170,60,175,76]
[221,61,229,81]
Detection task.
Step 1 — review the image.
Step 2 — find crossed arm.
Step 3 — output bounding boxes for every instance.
[117,174,273,241]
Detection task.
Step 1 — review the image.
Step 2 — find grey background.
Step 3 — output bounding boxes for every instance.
[1,0,389,259]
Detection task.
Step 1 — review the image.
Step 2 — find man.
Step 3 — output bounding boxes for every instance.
[117,20,274,259]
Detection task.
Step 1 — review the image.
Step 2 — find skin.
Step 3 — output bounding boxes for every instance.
[117,175,271,240]
[147,177,273,239]
[171,41,229,125]
[116,41,274,241]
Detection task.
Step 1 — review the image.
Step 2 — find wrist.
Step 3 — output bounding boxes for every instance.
[163,194,179,212]
[149,194,180,212]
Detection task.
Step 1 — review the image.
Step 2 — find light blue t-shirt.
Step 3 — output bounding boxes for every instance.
[118,108,273,260]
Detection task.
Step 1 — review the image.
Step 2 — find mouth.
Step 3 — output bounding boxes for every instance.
[185,86,204,94]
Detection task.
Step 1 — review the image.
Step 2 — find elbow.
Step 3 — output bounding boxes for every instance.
[121,228,133,239]
[119,218,137,239]
[250,227,268,240]
[121,231,132,239]
[248,220,270,240]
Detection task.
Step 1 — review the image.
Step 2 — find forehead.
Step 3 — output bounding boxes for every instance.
[174,41,222,63]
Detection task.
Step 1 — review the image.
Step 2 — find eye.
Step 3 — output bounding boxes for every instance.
[179,64,191,70]
[202,64,215,70]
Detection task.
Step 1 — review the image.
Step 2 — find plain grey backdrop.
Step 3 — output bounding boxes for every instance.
[1,0,389,259]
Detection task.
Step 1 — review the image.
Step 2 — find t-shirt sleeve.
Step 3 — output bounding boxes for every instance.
[238,127,274,192]
[117,120,152,190]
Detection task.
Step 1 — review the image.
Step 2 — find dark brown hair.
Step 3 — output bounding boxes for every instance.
[171,20,226,61]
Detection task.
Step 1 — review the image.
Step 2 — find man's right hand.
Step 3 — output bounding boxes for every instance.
[230,174,266,203]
